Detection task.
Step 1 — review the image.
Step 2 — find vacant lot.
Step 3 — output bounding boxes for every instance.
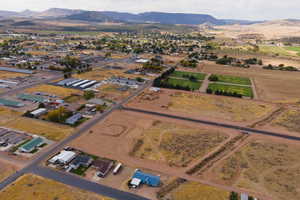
[25,84,82,98]
[0,106,22,125]
[201,61,300,102]
[132,121,228,167]
[0,174,113,200]
[129,90,275,124]
[208,138,300,200]
[170,71,206,80]
[5,117,74,141]
[208,83,253,97]
[270,106,300,134]
[211,74,251,85]
[165,78,201,90]
[0,161,17,183]
[0,71,27,79]
[164,181,229,200]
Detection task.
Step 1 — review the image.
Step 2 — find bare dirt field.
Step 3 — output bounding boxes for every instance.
[4,117,74,141]
[25,84,82,98]
[71,110,235,172]
[127,89,276,125]
[205,136,300,200]
[0,174,114,200]
[161,180,230,200]
[200,61,300,103]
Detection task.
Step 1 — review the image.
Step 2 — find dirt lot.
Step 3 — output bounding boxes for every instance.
[0,174,114,200]
[0,161,18,182]
[200,61,300,103]
[4,117,74,141]
[71,110,235,174]
[206,136,300,200]
[25,84,82,98]
[97,84,133,103]
[162,181,230,200]
[127,89,276,125]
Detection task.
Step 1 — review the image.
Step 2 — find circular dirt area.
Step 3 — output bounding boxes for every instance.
[101,124,128,137]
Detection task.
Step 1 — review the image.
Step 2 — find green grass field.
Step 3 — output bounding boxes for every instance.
[212,74,251,85]
[259,45,299,57]
[208,83,253,97]
[284,46,300,56]
[170,71,207,80]
[166,78,202,90]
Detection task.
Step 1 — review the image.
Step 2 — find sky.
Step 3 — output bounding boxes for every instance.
[1,0,300,20]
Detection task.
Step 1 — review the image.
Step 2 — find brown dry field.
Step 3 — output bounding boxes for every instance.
[127,89,277,126]
[25,84,83,98]
[97,84,132,102]
[71,110,237,173]
[0,161,18,183]
[0,71,27,79]
[200,61,300,103]
[0,174,113,200]
[204,136,300,200]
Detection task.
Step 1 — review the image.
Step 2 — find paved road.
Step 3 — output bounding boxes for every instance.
[31,166,150,200]
[0,81,152,200]
[122,107,300,142]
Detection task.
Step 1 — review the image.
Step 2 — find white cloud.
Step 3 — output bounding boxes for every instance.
[2,0,300,20]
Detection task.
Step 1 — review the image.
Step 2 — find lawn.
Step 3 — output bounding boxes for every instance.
[208,83,253,97]
[284,46,300,56]
[4,117,74,141]
[0,174,114,200]
[165,78,202,90]
[212,74,251,85]
[170,71,206,80]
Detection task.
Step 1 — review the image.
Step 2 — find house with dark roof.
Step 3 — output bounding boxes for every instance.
[69,154,93,170]
[92,159,114,178]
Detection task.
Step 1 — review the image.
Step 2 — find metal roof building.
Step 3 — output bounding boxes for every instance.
[0,67,34,74]
[65,113,82,125]
[132,170,160,187]
[19,137,44,153]
[0,98,24,107]
[17,93,47,103]
[49,150,76,164]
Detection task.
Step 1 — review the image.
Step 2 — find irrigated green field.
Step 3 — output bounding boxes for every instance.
[211,74,251,85]
[170,71,206,80]
[208,83,253,97]
[165,78,202,90]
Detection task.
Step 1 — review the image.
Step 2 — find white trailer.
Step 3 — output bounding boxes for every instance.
[113,162,123,175]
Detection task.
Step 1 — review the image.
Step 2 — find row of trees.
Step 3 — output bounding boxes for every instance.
[207,88,243,98]
[263,64,298,71]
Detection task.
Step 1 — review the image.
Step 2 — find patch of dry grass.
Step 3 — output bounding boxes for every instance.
[0,106,22,125]
[169,92,274,123]
[211,139,300,200]
[4,117,74,141]
[272,106,300,133]
[168,181,229,200]
[0,162,17,182]
[0,174,114,200]
[0,71,27,79]
[133,121,228,167]
[25,84,82,98]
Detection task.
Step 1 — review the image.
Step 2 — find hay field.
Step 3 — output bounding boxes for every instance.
[25,84,82,98]
[0,174,113,200]
[166,181,229,200]
[133,120,228,167]
[4,117,74,141]
[209,138,300,200]
[201,62,300,102]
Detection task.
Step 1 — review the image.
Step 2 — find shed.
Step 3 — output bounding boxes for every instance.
[131,170,160,187]
[30,108,47,117]
[19,137,44,153]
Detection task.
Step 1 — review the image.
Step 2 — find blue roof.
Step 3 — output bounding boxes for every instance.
[132,170,160,187]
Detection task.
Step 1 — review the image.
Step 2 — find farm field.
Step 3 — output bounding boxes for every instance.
[132,120,229,167]
[161,181,230,200]
[211,74,251,85]
[207,137,300,200]
[170,71,206,80]
[208,83,253,98]
[0,174,114,200]
[201,61,300,102]
[128,90,275,124]
[4,117,74,141]
[165,78,201,90]
[259,45,294,57]
[284,46,300,56]
[25,84,82,98]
